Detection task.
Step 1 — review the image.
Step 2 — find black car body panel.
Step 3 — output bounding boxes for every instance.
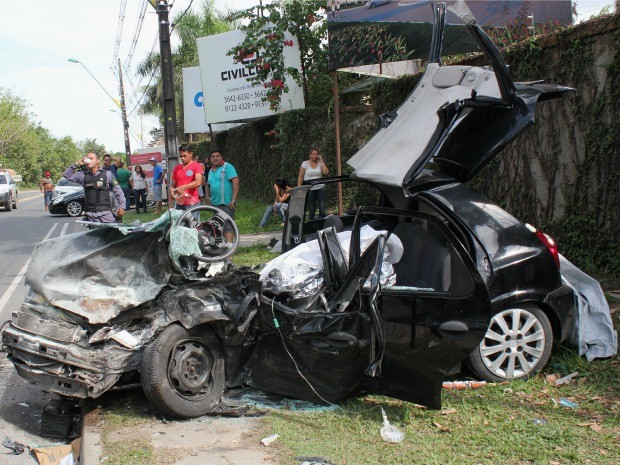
[49,190,84,215]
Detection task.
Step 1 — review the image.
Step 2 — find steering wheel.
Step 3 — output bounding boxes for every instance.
[176,205,240,263]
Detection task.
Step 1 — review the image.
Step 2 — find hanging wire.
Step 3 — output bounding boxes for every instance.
[110,0,128,78]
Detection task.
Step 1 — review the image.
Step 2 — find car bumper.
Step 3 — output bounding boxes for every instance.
[543,281,577,342]
[1,305,141,398]
[49,201,67,214]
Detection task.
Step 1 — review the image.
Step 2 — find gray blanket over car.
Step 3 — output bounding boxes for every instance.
[560,255,618,361]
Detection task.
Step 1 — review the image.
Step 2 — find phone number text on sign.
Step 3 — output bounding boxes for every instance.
[225,100,269,113]
[223,90,266,103]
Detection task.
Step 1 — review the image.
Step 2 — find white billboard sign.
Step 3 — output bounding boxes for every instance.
[182,67,242,134]
[196,29,305,123]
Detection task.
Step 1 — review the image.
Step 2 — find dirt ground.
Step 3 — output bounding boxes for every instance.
[84,390,280,465]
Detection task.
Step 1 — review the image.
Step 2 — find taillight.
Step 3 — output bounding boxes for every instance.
[526,224,560,268]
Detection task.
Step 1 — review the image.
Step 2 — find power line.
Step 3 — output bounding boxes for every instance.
[111,0,128,77]
[124,1,148,75]
[170,0,195,32]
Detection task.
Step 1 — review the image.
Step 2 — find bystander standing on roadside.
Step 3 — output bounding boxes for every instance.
[39,170,54,212]
[298,147,329,219]
[102,154,120,218]
[193,152,208,205]
[62,153,125,223]
[206,147,239,242]
[150,156,164,214]
[171,143,204,217]
[130,165,148,214]
[102,154,118,177]
[115,161,132,211]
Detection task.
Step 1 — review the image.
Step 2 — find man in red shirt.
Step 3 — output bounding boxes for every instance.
[171,143,203,216]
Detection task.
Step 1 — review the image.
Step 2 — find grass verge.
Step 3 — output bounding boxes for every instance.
[120,198,282,234]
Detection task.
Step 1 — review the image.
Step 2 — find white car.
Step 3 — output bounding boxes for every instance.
[366,0,392,8]
[53,177,83,197]
[0,170,18,211]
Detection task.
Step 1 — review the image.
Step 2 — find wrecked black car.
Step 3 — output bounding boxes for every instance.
[2,7,581,419]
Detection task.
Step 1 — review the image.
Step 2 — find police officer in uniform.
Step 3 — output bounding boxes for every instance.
[62,152,126,223]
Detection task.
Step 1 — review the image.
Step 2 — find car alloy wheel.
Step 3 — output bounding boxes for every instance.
[468,305,553,382]
[66,201,83,217]
[141,324,225,419]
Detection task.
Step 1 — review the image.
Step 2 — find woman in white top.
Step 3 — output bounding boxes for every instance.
[297,147,329,219]
[130,165,149,214]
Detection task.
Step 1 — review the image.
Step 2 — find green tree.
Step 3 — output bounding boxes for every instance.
[0,90,30,160]
[227,0,330,111]
[136,0,236,134]
[79,138,107,157]
[0,88,83,184]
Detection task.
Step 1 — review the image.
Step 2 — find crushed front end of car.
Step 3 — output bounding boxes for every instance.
[0,210,261,408]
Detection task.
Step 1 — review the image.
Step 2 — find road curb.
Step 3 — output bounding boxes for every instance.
[80,400,102,464]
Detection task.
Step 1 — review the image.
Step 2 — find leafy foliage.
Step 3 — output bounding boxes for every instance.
[0,89,82,184]
[227,0,329,111]
[330,23,414,68]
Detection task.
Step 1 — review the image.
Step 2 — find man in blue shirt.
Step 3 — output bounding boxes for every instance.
[150,157,164,214]
[206,148,239,242]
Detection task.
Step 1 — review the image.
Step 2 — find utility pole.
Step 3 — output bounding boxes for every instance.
[118,58,131,164]
[150,0,179,184]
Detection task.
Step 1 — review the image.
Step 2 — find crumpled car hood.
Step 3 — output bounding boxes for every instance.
[24,211,210,324]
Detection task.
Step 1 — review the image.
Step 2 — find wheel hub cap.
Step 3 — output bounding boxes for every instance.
[168,339,213,396]
[480,308,546,379]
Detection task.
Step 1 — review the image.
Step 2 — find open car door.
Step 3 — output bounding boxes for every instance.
[351,206,492,408]
[251,232,386,403]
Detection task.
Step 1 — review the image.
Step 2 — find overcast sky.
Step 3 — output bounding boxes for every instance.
[0,0,614,154]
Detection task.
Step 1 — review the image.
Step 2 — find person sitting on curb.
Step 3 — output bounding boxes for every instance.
[259,177,291,228]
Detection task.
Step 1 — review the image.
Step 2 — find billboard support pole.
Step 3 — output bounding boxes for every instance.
[153,0,179,188]
[332,71,343,216]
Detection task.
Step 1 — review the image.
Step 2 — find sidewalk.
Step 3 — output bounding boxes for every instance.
[238,230,281,247]
[80,231,282,465]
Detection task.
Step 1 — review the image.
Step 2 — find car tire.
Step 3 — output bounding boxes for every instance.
[66,201,83,217]
[468,305,553,382]
[5,195,12,211]
[140,324,225,419]
[12,194,17,209]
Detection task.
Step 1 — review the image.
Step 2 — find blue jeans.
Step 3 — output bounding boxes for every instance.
[43,190,53,207]
[307,187,325,220]
[121,188,131,211]
[259,203,288,227]
[134,189,147,213]
[175,202,201,220]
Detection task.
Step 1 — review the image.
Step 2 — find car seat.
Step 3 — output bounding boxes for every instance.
[392,221,451,291]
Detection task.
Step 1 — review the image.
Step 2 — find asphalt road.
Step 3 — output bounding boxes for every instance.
[0,190,85,464]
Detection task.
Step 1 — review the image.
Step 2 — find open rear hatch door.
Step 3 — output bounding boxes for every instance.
[347,3,573,188]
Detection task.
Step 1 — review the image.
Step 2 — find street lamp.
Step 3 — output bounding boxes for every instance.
[68,58,118,105]
[69,58,132,160]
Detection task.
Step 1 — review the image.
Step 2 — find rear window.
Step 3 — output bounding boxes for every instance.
[56,178,81,187]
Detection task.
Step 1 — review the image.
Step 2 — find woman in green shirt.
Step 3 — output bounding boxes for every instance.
[115,161,132,211]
